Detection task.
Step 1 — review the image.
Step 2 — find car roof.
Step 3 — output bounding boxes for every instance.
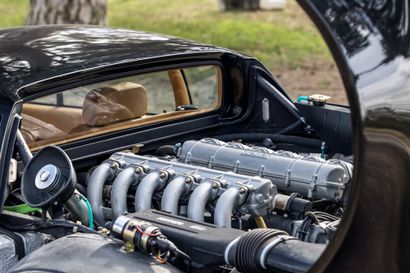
[0,25,231,102]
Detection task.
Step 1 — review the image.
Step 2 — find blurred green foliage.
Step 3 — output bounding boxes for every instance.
[0,0,330,71]
[0,0,28,27]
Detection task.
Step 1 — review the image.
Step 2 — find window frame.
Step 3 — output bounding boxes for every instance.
[20,59,225,151]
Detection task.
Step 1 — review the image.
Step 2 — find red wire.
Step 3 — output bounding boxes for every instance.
[136,225,158,237]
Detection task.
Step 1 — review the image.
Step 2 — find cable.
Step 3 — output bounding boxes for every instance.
[297,212,319,241]
[3,204,41,214]
[312,211,339,222]
[275,118,305,135]
[0,219,98,234]
[77,193,94,229]
[296,211,340,241]
[136,225,160,237]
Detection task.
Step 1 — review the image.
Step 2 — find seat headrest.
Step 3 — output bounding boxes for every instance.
[82,82,147,127]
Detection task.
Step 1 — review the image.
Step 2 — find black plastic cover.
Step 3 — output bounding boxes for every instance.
[128,210,245,272]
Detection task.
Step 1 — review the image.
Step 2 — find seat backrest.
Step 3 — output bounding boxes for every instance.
[21,113,65,143]
[82,82,147,127]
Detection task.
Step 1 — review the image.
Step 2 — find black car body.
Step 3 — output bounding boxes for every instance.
[0,0,408,272]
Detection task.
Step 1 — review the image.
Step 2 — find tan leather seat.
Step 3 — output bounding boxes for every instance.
[82,82,147,127]
[70,82,147,134]
[21,114,65,144]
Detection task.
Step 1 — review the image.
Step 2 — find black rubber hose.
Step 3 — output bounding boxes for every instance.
[275,118,305,135]
[262,215,294,234]
[214,133,322,148]
[233,229,287,273]
[265,239,325,273]
[227,229,325,273]
[75,183,87,196]
[155,145,178,156]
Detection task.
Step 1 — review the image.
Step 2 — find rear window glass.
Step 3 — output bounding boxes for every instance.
[21,65,221,150]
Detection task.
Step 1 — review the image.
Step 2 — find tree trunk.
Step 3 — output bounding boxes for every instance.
[26,0,107,25]
[218,0,260,11]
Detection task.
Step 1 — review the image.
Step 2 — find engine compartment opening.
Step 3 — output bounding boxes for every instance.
[4,58,354,273]
[3,127,354,273]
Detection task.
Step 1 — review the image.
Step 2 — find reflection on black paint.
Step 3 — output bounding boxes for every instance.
[311,0,410,134]
[0,26,223,101]
[301,1,410,272]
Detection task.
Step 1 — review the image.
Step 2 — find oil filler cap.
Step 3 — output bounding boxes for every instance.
[309,94,331,106]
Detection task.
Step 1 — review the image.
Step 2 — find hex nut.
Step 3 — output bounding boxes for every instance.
[256,193,264,202]
[239,187,247,194]
[110,162,119,169]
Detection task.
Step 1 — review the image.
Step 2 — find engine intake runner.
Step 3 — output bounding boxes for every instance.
[88,151,276,228]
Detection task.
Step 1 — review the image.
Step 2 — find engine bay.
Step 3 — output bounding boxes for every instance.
[90,138,351,239]
[2,133,353,273]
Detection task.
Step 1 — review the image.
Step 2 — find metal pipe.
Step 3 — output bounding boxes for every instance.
[161,176,192,215]
[187,180,218,222]
[214,187,242,227]
[65,192,90,226]
[87,162,117,226]
[254,216,267,228]
[111,166,142,221]
[213,133,322,148]
[134,171,167,212]
[16,130,33,166]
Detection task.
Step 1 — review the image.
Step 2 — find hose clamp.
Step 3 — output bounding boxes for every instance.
[259,235,293,269]
[224,236,241,265]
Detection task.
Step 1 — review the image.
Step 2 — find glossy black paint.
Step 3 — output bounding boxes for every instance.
[0,98,13,211]
[295,102,352,155]
[0,25,236,102]
[299,0,410,272]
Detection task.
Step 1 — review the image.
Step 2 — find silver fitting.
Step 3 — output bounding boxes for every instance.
[211,182,220,189]
[110,161,119,170]
[134,166,143,174]
[239,186,247,194]
[185,177,193,184]
[159,171,167,179]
